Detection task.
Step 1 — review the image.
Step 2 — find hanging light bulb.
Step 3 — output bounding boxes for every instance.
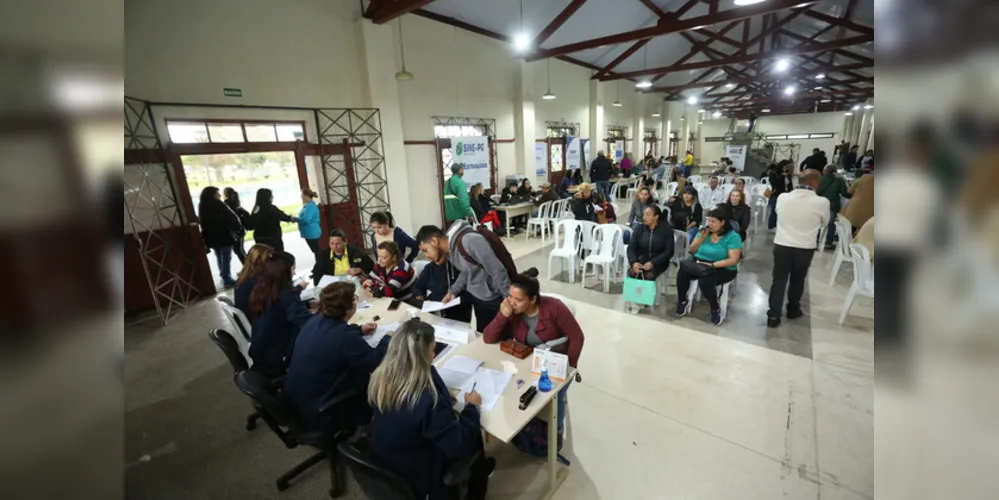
[395,18,414,81]
[774,58,790,72]
[687,96,698,105]
[542,58,556,100]
[512,0,530,53]
[612,81,622,106]
[712,111,722,118]
[634,44,652,89]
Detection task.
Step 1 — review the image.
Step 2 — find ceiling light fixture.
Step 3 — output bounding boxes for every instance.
[726,83,736,88]
[762,108,771,113]
[395,18,414,81]
[852,104,860,110]
[774,58,790,72]
[687,96,698,105]
[814,86,823,90]
[815,73,826,80]
[652,111,661,117]
[845,112,853,116]
[784,85,796,95]
[512,0,530,53]
[864,104,874,109]
[712,111,722,118]
[542,58,556,100]
[613,81,622,106]
[734,0,768,5]
[820,99,831,103]
[636,44,653,89]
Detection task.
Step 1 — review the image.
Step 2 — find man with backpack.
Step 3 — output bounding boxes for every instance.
[416,222,516,332]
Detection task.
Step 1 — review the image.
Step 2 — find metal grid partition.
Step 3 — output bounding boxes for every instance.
[314,109,390,245]
[544,120,579,139]
[124,96,201,325]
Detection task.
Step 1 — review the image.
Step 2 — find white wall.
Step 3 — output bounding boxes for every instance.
[530,58,591,140]
[754,112,847,157]
[126,0,365,108]
[699,119,731,163]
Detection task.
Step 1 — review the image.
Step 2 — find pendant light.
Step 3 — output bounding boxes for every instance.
[395,18,414,81]
[612,81,622,106]
[635,45,652,89]
[542,58,556,100]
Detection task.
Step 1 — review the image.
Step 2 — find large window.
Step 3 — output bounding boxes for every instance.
[166,120,306,144]
[765,132,836,141]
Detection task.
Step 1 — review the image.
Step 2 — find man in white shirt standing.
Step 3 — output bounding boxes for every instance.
[703,176,727,210]
[766,170,830,328]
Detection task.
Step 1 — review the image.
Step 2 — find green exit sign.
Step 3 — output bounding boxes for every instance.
[223,88,242,97]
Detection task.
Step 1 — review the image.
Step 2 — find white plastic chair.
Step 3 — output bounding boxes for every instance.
[617,225,633,278]
[739,176,757,186]
[527,201,553,242]
[411,260,430,279]
[750,184,770,233]
[216,296,253,366]
[828,216,854,287]
[611,180,630,200]
[684,276,734,324]
[687,175,701,183]
[839,244,874,325]
[672,230,690,263]
[548,220,585,283]
[664,182,678,197]
[582,224,623,293]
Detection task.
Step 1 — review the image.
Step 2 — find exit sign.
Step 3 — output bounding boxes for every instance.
[223,88,242,98]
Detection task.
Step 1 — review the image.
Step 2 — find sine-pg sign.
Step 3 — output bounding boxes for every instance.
[223,88,242,98]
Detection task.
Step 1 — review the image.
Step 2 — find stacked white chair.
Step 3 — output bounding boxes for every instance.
[616,224,634,278]
[527,201,554,242]
[672,229,690,263]
[581,224,623,293]
[750,184,770,233]
[548,220,585,283]
[839,244,874,325]
[411,259,430,279]
[739,176,757,186]
[216,296,253,366]
[828,216,854,286]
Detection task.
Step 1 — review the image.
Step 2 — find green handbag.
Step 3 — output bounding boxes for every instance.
[623,276,657,306]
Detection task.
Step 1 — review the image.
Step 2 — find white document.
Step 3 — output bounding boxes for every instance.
[317,275,343,289]
[299,287,318,302]
[421,297,462,313]
[593,204,604,212]
[457,368,514,412]
[438,355,483,389]
[358,300,372,310]
[364,322,399,348]
[433,324,470,344]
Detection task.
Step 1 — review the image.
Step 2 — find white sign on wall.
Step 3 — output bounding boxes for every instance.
[725,145,747,171]
[612,140,624,162]
[452,136,491,189]
[535,142,547,176]
[566,136,581,170]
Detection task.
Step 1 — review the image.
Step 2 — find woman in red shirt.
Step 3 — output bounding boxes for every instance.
[363,241,416,300]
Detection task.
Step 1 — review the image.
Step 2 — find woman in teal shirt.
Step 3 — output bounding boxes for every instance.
[675,208,743,325]
[298,189,322,255]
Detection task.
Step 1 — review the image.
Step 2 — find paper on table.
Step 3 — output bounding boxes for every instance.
[457,368,514,412]
[433,325,470,344]
[358,300,372,309]
[421,297,462,313]
[593,205,604,212]
[438,355,482,389]
[299,287,318,302]
[365,321,399,348]
[317,275,344,289]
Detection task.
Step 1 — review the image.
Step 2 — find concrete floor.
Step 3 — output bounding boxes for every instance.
[125,228,874,500]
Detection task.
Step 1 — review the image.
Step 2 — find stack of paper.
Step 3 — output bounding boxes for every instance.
[438,355,482,390]
[456,368,514,412]
[433,325,470,344]
[365,322,399,348]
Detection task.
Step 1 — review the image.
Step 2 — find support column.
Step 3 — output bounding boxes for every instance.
[857,106,874,152]
[514,61,536,181]
[357,19,412,232]
[848,108,864,147]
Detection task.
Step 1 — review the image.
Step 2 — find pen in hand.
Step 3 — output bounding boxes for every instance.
[471,382,477,392]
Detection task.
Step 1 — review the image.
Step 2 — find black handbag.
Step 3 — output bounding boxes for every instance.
[679,258,714,278]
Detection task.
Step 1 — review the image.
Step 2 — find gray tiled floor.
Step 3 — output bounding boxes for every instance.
[517,231,814,358]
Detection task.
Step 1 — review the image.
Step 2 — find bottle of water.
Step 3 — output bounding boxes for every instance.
[538,352,553,393]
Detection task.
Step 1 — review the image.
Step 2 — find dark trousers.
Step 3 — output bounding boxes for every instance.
[767,244,815,318]
[233,240,247,264]
[305,238,320,255]
[767,195,779,229]
[824,210,838,247]
[441,302,474,323]
[676,266,737,311]
[463,293,503,333]
[212,245,234,283]
[875,250,909,349]
[455,435,490,500]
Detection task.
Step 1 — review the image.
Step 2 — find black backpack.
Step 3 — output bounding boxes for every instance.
[455,226,517,279]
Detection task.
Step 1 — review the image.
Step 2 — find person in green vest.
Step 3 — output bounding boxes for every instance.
[817,164,850,250]
[444,164,475,224]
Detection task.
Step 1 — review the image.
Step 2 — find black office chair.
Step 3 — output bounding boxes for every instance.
[338,438,481,500]
[234,369,358,497]
[209,329,265,432]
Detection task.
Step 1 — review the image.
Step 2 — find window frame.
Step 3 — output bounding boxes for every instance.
[165,119,308,145]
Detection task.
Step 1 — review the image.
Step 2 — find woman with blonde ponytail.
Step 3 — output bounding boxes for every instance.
[367,318,495,500]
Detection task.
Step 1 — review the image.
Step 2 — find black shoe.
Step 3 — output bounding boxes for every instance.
[483,457,497,478]
[786,309,804,320]
[767,316,781,328]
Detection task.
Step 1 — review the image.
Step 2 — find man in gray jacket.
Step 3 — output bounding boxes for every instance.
[416,221,510,332]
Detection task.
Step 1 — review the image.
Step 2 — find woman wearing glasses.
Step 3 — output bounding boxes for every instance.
[284,282,392,433]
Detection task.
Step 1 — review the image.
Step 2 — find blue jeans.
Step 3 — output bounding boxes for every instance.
[825,210,837,246]
[595,180,612,200]
[213,245,234,283]
[767,195,778,229]
[688,227,699,244]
